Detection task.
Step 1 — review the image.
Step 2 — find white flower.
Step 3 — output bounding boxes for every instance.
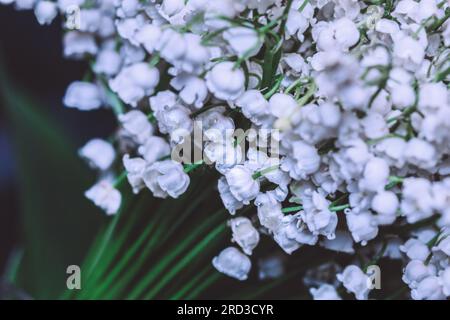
[136,24,162,54]
[205,140,243,170]
[118,110,154,144]
[390,84,416,108]
[156,28,186,63]
[401,178,435,223]
[34,1,57,25]
[123,155,147,194]
[109,63,160,107]
[402,259,432,287]
[316,18,360,52]
[282,141,321,180]
[160,0,185,17]
[218,177,244,215]
[212,247,251,281]
[63,31,98,59]
[229,217,260,255]
[63,81,102,111]
[310,284,342,300]
[411,276,445,300]
[170,74,208,108]
[255,191,284,232]
[142,160,190,198]
[404,138,437,170]
[225,165,260,204]
[440,267,450,296]
[346,210,378,245]
[93,49,122,76]
[79,138,115,171]
[269,93,298,130]
[400,239,430,261]
[175,33,210,74]
[120,0,142,17]
[276,213,318,251]
[418,83,448,112]
[153,104,193,144]
[337,265,371,300]
[206,62,245,101]
[393,35,425,67]
[371,191,399,225]
[375,137,407,168]
[85,181,121,215]
[273,227,302,254]
[359,157,390,192]
[223,27,262,58]
[301,192,337,239]
[362,112,389,139]
[321,231,355,254]
[235,90,273,127]
[14,0,37,9]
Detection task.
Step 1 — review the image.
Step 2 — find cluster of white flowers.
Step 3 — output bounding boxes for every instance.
[401,228,450,300]
[4,0,450,299]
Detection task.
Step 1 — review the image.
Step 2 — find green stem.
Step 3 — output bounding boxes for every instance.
[169,265,213,300]
[252,164,280,179]
[282,206,303,213]
[184,272,222,300]
[113,171,127,188]
[184,160,204,173]
[296,80,317,106]
[125,210,225,299]
[385,176,404,190]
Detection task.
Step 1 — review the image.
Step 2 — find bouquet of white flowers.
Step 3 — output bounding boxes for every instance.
[2,0,450,300]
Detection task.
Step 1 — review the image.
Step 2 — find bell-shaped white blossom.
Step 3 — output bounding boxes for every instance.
[225,165,260,204]
[229,217,260,255]
[123,155,147,194]
[223,27,262,58]
[346,210,378,245]
[63,81,102,111]
[85,181,121,215]
[371,191,399,225]
[235,90,273,127]
[142,160,190,198]
[212,247,251,281]
[411,276,446,300]
[255,191,284,232]
[79,138,115,171]
[218,177,244,215]
[109,63,159,107]
[337,265,371,300]
[310,284,342,300]
[118,110,154,144]
[206,62,245,101]
[34,1,57,25]
[63,31,98,59]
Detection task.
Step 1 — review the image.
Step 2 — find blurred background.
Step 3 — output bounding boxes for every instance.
[0,6,113,297]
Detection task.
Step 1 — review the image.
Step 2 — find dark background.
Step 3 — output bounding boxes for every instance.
[0,6,115,273]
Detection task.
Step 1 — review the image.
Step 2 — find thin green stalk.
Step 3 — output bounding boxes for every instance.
[282,206,303,213]
[88,219,159,299]
[169,265,213,300]
[125,210,225,299]
[184,272,222,300]
[142,223,226,299]
[296,80,317,106]
[329,204,350,212]
[252,164,280,179]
